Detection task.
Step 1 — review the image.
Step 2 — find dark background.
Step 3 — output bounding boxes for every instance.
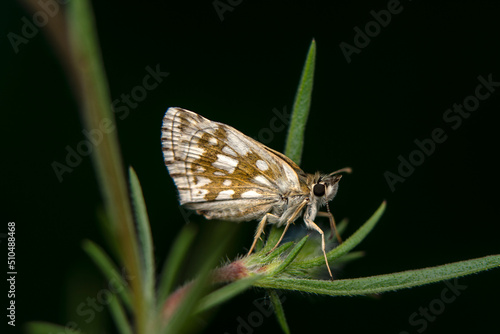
[2,0,499,333]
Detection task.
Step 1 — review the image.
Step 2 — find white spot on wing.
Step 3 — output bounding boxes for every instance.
[253,175,273,188]
[223,179,232,186]
[194,176,211,187]
[212,154,239,174]
[222,146,238,157]
[227,132,251,156]
[241,190,261,198]
[209,137,218,145]
[281,163,299,188]
[216,189,235,200]
[178,190,191,203]
[193,189,209,199]
[255,159,269,171]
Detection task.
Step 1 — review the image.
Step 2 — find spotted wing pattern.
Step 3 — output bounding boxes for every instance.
[161,107,305,221]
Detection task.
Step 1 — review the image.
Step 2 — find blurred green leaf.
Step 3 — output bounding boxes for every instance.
[196,275,263,314]
[109,295,134,334]
[82,240,132,310]
[25,322,82,334]
[157,225,197,308]
[129,167,156,308]
[162,225,235,334]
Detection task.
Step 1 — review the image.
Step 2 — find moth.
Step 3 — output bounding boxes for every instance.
[161,107,351,278]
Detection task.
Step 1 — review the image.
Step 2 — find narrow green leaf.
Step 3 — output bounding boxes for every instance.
[261,225,286,253]
[268,289,290,334]
[157,225,197,308]
[109,295,134,334]
[258,241,295,264]
[284,39,316,165]
[163,225,234,334]
[24,322,82,334]
[82,240,132,310]
[300,201,386,269]
[272,236,309,275]
[255,255,500,295]
[129,167,155,307]
[162,269,211,334]
[195,275,263,314]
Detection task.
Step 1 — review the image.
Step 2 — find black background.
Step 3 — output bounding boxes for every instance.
[2,0,500,333]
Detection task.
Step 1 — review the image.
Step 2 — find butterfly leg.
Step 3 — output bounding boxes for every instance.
[268,199,309,253]
[267,217,293,254]
[247,213,279,255]
[305,219,334,280]
[317,211,342,243]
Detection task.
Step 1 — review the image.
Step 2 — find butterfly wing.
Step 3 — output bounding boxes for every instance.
[161,107,304,221]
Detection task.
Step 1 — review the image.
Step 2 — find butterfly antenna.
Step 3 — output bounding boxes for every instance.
[329,167,352,176]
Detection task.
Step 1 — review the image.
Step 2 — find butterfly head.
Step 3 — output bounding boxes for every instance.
[311,173,342,207]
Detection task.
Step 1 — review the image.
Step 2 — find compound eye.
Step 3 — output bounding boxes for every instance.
[313,183,326,197]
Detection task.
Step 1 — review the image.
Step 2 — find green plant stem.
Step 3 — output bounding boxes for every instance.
[67,1,146,332]
[254,255,500,295]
